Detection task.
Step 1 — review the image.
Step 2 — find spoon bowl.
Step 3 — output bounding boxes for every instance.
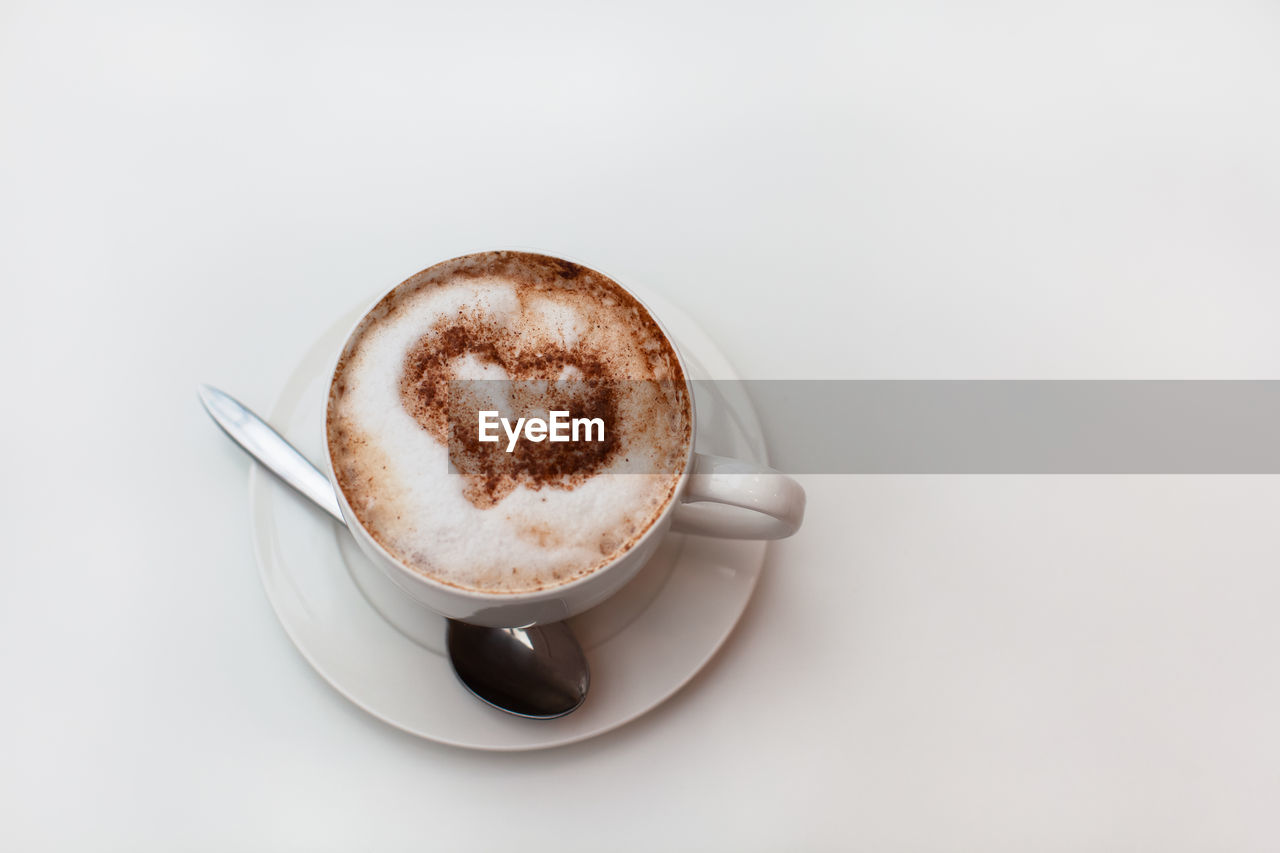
[447,621,589,718]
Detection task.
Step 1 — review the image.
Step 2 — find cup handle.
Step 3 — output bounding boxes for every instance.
[670,453,806,540]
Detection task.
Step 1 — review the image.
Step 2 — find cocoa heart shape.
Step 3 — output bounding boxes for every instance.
[400,318,623,509]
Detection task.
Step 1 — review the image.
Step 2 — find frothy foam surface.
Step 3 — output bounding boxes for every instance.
[327,252,691,594]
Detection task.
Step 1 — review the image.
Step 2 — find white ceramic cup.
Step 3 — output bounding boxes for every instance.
[325,257,806,628]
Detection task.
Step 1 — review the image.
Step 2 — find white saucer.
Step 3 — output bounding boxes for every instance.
[248,284,771,751]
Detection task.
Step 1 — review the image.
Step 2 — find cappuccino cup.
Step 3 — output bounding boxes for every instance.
[325,251,804,627]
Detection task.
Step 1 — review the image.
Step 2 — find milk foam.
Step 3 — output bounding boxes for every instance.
[327,253,690,594]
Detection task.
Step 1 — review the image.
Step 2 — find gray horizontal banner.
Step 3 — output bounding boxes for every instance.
[731,381,1280,473]
[438,380,1280,474]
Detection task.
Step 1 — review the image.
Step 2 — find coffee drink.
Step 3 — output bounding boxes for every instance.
[326,252,692,594]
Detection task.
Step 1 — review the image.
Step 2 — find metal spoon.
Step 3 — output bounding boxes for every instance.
[198,384,589,719]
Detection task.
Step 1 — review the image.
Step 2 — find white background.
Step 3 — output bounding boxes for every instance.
[3,1,1279,849]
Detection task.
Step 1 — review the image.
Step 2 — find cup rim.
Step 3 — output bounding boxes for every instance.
[322,249,697,605]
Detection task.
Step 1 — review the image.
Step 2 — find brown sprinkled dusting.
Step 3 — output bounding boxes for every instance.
[399,319,624,507]
[386,254,685,509]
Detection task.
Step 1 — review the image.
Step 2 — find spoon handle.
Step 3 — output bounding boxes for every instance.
[198,384,345,524]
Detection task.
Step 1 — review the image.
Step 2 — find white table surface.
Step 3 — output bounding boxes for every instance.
[3,1,1279,850]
